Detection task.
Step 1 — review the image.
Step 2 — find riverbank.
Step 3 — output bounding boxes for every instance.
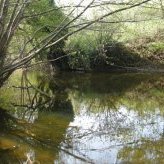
[61,28,164,73]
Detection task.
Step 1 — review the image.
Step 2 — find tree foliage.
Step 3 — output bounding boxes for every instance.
[0,0,162,85]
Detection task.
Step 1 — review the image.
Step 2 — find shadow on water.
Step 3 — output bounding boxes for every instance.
[0,107,23,163]
[0,70,74,163]
[0,69,163,163]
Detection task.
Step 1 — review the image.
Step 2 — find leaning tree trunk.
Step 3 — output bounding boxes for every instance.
[0,74,10,86]
[0,57,15,87]
[0,52,6,87]
[0,70,13,88]
[0,51,14,87]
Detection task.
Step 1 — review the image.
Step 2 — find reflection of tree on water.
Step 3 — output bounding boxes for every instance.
[59,105,163,163]
[117,138,164,164]
[0,69,74,163]
[11,70,74,115]
[66,73,164,113]
[0,70,163,163]
[56,73,164,163]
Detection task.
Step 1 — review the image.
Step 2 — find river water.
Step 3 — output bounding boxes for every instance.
[0,70,163,163]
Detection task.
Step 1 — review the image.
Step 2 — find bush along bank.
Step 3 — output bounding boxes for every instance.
[66,41,162,72]
[64,30,164,72]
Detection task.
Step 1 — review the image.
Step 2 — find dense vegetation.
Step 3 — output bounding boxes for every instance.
[0,0,164,86]
[66,2,164,71]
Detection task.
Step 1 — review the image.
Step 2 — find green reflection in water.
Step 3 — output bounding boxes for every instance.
[0,70,163,163]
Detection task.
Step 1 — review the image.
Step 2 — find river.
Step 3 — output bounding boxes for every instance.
[0,70,163,163]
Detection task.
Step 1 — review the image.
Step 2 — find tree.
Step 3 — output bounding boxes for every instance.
[0,0,153,86]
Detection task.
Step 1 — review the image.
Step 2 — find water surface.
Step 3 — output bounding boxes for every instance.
[0,70,163,163]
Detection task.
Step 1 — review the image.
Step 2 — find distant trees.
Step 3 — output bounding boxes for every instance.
[0,0,156,86]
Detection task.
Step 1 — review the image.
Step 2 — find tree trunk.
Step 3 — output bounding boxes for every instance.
[0,49,7,87]
[0,56,13,88]
[0,71,12,87]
